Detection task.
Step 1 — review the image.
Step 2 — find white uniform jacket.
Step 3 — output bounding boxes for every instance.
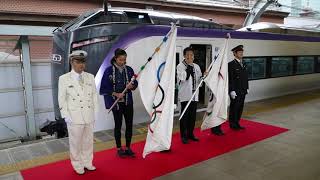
[58,72,99,124]
[177,62,202,102]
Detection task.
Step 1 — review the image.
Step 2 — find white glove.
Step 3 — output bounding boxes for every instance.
[247,89,249,94]
[230,91,237,99]
[64,117,72,124]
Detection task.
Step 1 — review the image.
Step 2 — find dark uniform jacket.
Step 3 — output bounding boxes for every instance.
[100,64,138,109]
[228,59,249,95]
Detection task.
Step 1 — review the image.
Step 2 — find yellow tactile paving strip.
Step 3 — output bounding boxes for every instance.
[243,89,320,116]
[0,89,319,175]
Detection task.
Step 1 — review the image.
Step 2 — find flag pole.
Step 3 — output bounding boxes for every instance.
[178,78,204,120]
[178,33,231,120]
[108,24,177,113]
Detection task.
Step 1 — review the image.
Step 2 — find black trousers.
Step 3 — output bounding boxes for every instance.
[112,103,133,148]
[180,101,197,139]
[229,93,246,127]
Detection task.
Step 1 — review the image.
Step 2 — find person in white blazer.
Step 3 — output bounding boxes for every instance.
[177,47,202,144]
[58,50,99,175]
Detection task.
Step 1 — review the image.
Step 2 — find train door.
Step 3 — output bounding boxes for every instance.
[175,46,183,114]
[189,44,212,108]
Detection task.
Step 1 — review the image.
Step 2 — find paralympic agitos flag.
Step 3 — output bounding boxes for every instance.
[201,37,230,130]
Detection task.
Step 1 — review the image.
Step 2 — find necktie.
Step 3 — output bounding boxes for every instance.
[79,74,84,87]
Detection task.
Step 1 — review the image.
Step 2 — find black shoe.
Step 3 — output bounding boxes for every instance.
[84,166,96,171]
[117,148,126,158]
[237,125,245,129]
[211,130,225,136]
[189,136,199,141]
[160,149,171,153]
[218,128,225,135]
[211,126,225,136]
[125,148,136,157]
[230,124,240,130]
[182,137,189,144]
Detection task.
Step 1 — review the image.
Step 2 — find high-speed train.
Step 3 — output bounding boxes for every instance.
[52,7,320,131]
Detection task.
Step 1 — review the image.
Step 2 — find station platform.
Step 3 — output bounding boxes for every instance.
[0,89,319,180]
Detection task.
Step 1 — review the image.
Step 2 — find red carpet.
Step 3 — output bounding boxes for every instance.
[22,119,288,180]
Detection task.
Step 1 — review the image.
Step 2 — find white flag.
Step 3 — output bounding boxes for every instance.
[139,25,177,158]
[201,38,229,130]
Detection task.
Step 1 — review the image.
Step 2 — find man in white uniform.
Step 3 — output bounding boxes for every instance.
[58,50,99,175]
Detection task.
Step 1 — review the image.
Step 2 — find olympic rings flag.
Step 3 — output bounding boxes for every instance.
[139,24,177,158]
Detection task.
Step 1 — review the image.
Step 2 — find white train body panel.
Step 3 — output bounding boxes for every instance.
[96,35,320,130]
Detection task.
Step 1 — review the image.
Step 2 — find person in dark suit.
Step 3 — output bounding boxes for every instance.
[100,48,138,157]
[228,45,249,130]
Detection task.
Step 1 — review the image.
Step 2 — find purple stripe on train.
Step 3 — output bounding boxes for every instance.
[95,25,320,87]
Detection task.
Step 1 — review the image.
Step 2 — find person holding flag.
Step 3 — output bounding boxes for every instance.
[228,45,249,130]
[177,47,203,144]
[100,48,138,157]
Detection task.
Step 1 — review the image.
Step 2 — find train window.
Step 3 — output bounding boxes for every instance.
[174,52,180,106]
[180,21,194,27]
[125,12,151,24]
[149,16,175,25]
[271,57,293,77]
[71,35,117,49]
[296,56,315,75]
[243,57,266,80]
[243,59,253,79]
[152,19,160,25]
[194,22,209,29]
[81,11,127,26]
[62,9,98,30]
[317,57,320,73]
[111,12,123,22]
